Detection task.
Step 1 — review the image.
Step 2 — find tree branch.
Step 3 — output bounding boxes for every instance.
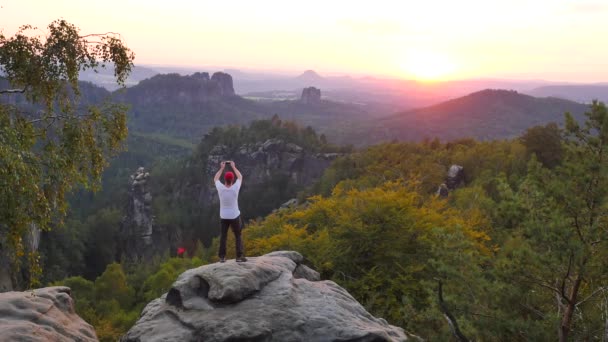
[519,303,546,319]
[0,88,26,94]
[519,275,572,304]
[576,286,606,307]
[79,32,121,38]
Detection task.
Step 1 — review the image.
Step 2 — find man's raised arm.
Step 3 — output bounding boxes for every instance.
[214,161,226,182]
[230,161,243,183]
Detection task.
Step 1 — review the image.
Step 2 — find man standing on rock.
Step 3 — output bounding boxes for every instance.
[214,161,246,263]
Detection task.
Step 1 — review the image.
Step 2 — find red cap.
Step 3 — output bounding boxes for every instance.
[224,172,234,182]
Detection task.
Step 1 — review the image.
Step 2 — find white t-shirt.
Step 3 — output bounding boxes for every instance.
[215,178,241,219]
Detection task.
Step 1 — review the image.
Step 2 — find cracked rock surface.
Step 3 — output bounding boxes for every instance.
[121,251,410,342]
[0,286,97,341]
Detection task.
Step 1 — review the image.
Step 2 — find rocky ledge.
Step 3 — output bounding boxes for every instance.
[0,286,97,341]
[122,251,411,341]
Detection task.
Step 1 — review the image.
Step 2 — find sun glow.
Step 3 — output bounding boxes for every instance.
[400,51,458,82]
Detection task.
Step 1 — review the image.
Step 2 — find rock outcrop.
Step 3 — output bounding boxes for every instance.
[118,167,178,261]
[210,72,235,96]
[122,251,412,342]
[119,167,154,260]
[446,164,464,190]
[280,198,298,209]
[203,139,336,202]
[0,286,97,341]
[118,71,235,106]
[300,86,321,104]
[436,165,464,197]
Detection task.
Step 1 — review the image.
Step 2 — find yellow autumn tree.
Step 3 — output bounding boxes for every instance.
[244,179,491,336]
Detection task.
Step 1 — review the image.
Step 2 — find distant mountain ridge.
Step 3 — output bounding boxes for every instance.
[12,72,590,146]
[527,84,608,103]
[108,72,370,140]
[335,89,589,145]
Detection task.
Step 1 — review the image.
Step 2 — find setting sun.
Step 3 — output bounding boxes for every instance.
[400,51,457,81]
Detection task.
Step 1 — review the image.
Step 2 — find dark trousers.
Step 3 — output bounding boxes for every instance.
[219,216,244,258]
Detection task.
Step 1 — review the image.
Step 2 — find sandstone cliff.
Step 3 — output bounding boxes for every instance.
[118,167,179,261]
[201,138,336,204]
[118,71,236,107]
[301,86,322,104]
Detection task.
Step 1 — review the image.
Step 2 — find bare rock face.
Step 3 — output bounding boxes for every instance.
[436,165,464,197]
[210,72,235,96]
[119,167,154,261]
[0,286,97,341]
[203,139,336,203]
[119,72,235,107]
[206,139,332,184]
[121,251,411,342]
[118,167,177,261]
[300,86,321,104]
[446,165,464,190]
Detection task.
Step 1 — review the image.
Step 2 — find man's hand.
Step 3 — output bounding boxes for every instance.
[220,161,226,168]
[231,161,243,182]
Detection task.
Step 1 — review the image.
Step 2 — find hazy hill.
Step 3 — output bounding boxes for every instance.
[236,69,560,111]
[335,89,589,145]
[294,70,325,83]
[0,78,111,111]
[79,65,159,90]
[527,84,608,103]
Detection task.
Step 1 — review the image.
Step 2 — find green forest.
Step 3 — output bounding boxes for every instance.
[41,105,608,341]
[2,19,608,342]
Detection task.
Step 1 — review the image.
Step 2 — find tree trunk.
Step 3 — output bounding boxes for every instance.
[437,280,470,342]
[0,225,14,292]
[0,262,13,292]
[559,275,583,342]
[603,297,608,342]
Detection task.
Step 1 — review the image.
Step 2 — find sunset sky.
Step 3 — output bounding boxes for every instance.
[1,0,607,82]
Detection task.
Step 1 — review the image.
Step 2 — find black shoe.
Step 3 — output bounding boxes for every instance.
[219,257,226,263]
[236,257,247,262]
